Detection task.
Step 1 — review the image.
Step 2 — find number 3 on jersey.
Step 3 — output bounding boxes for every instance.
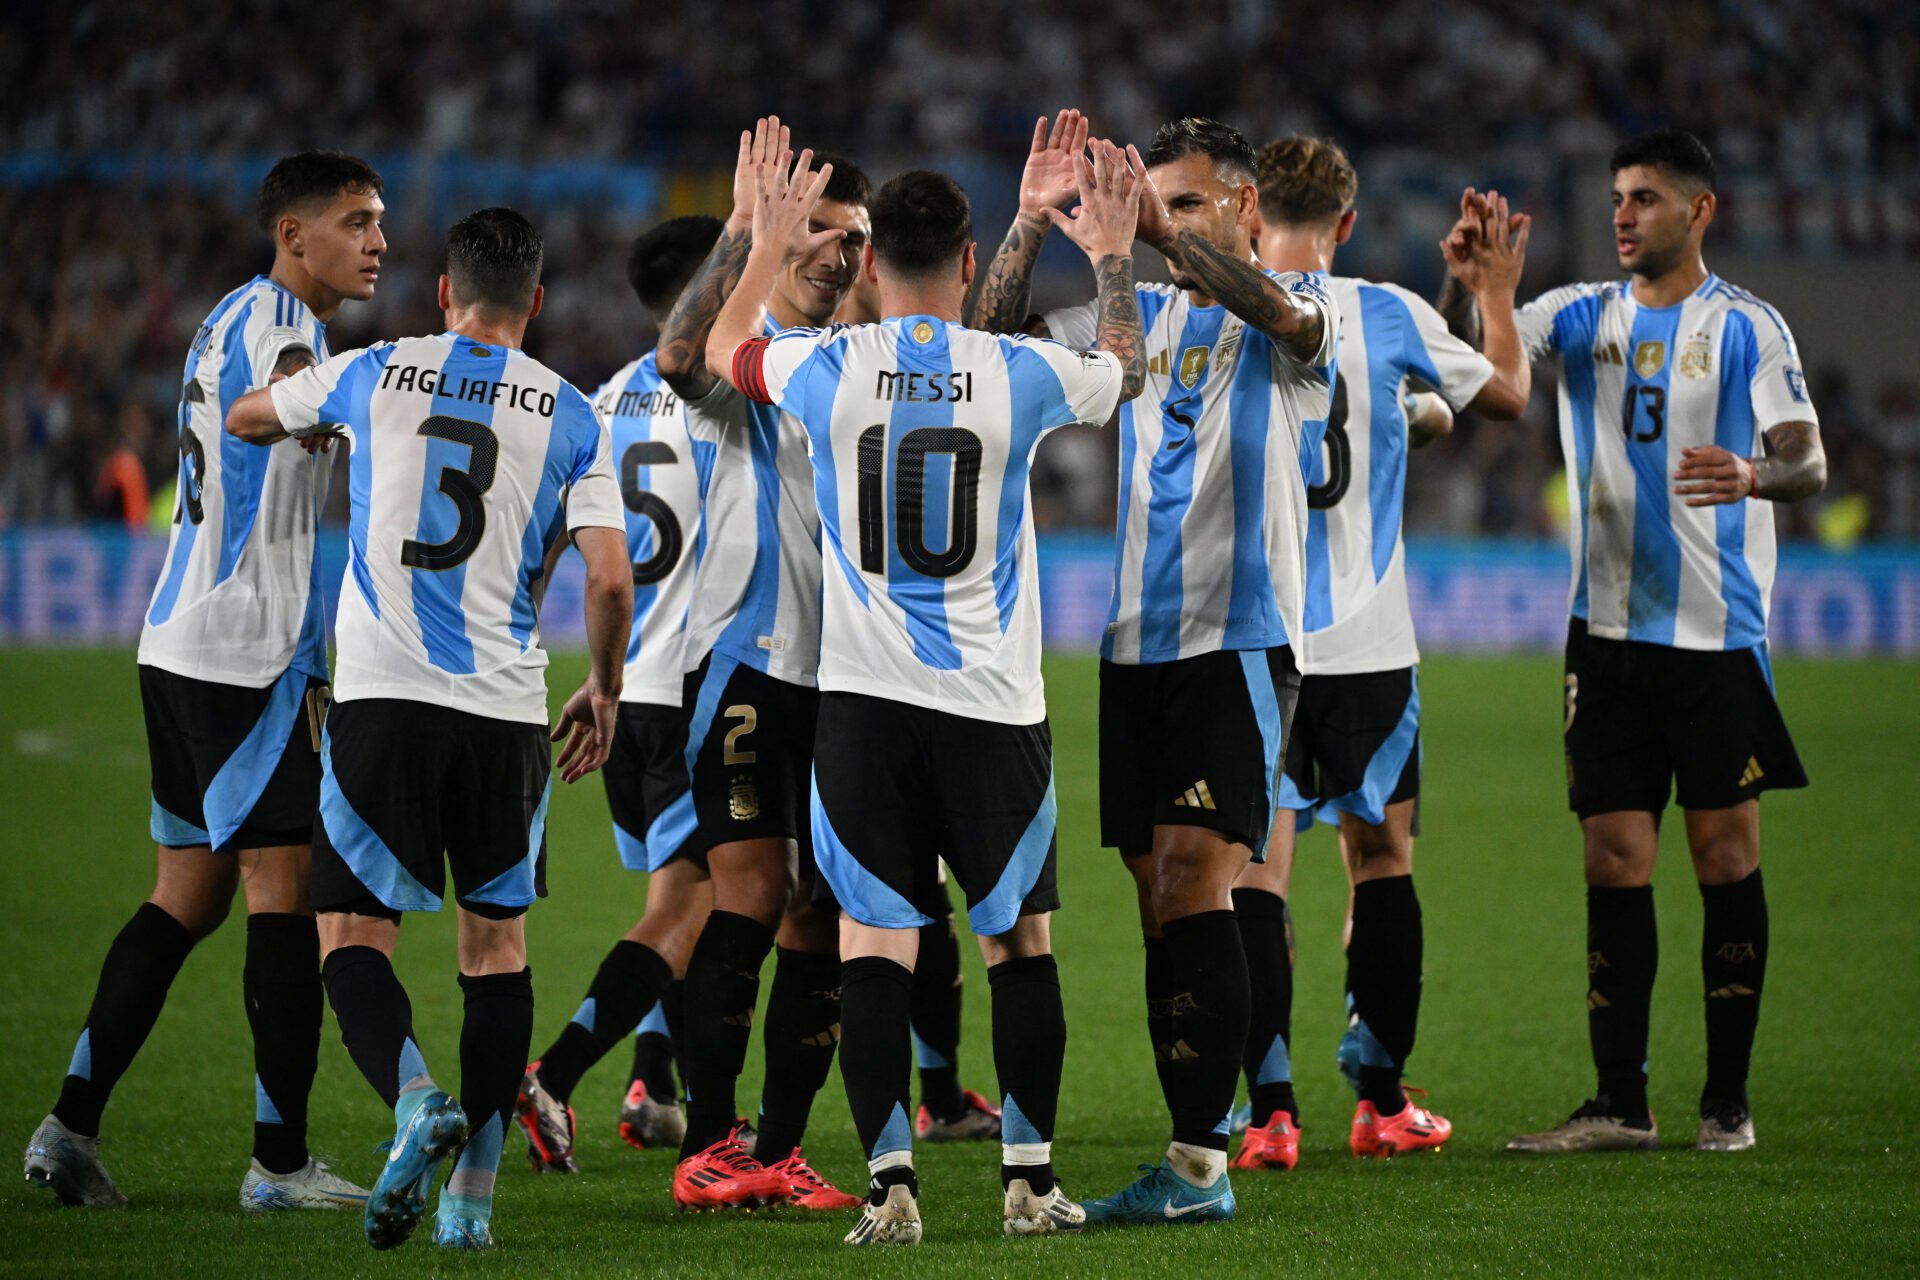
[855,425,982,578]
[1307,373,1350,510]
[402,415,498,571]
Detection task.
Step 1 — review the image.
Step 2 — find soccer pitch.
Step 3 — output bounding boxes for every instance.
[2,649,1915,1276]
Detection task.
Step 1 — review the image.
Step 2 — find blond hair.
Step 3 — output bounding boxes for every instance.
[1255,136,1358,227]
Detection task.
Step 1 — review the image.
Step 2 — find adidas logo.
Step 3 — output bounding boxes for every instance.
[1708,984,1757,999]
[1172,780,1217,810]
[1739,757,1765,787]
[1155,1039,1200,1062]
[802,1024,841,1048]
[1587,989,1612,1011]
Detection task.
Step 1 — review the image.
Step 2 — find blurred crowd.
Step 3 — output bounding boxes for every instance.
[3,0,1916,539]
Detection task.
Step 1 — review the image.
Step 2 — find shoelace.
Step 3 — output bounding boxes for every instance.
[772,1156,828,1191]
[706,1140,766,1174]
[1106,1164,1168,1210]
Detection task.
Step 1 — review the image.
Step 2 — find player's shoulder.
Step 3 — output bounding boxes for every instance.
[1530,279,1624,311]
[1336,276,1435,321]
[592,351,655,408]
[1700,276,1796,337]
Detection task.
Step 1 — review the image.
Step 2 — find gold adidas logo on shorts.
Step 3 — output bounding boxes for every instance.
[1739,757,1766,787]
[1172,780,1217,811]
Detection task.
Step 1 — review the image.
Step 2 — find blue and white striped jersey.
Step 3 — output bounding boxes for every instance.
[592,352,711,707]
[1301,278,1493,674]
[1044,272,1338,665]
[269,332,623,723]
[735,317,1124,723]
[139,276,333,687]
[1517,274,1818,650]
[681,319,822,688]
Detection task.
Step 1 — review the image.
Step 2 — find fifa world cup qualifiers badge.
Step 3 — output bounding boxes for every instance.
[729,777,760,822]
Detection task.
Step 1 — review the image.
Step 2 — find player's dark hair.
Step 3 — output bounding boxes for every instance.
[256,151,383,231]
[870,170,972,278]
[1611,128,1716,193]
[1256,136,1357,226]
[626,215,725,315]
[815,152,873,210]
[1145,117,1256,185]
[446,207,544,312]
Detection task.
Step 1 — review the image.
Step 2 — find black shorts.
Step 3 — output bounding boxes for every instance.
[1563,618,1808,819]
[603,702,696,873]
[1278,667,1420,829]
[1099,647,1302,859]
[140,663,328,853]
[812,692,1058,937]
[311,699,551,921]
[679,652,817,863]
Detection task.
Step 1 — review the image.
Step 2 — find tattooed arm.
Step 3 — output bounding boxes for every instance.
[1039,141,1146,400]
[655,117,786,399]
[1159,226,1327,362]
[1437,274,1481,348]
[967,109,1089,335]
[1674,421,1827,506]
[1092,253,1146,402]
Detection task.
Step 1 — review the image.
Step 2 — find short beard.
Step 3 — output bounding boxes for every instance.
[1627,238,1685,281]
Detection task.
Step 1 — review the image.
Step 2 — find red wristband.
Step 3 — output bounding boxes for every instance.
[1739,457,1760,499]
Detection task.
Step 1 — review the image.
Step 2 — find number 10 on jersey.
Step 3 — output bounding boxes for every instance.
[855,424,984,579]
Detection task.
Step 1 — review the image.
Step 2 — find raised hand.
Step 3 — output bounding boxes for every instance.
[1123,143,1173,251]
[1018,109,1091,218]
[1449,190,1530,298]
[731,116,789,231]
[1044,140,1141,262]
[751,146,843,268]
[1441,186,1500,280]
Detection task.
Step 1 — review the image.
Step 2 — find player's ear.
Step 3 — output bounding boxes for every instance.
[436,274,453,312]
[1690,189,1716,236]
[526,283,545,323]
[1336,208,1358,246]
[862,243,879,288]
[1238,181,1260,229]
[277,214,303,258]
[960,242,977,291]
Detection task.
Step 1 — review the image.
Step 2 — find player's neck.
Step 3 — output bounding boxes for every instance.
[1181,241,1262,310]
[1630,254,1709,308]
[443,305,528,350]
[878,283,963,325]
[269,257,348,324]
[1256,225,1334,277]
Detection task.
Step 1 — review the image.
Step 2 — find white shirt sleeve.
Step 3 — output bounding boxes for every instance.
[267,347,371,446]
[1515,283,1601,363]
[562,392,624,533]
[1264,269,1338,372]
[1746,304,1819,431]
[1390,285,1495,410]
[1038,300,1100,350]
[1014,336,1125,429]
[248,324,319,389]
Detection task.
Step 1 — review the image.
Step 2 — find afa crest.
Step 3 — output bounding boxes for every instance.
[1633,340,1666,379]
[1679,332,1713,379]
[728,778,760,822]
[1178,346,1209,390]
[911,321,934,344]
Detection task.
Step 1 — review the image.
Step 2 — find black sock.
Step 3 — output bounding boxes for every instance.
[1233,888,1298,1127]
[990,954,1064,1196]
[244,913,321,1174]
[1700,869,1768,1109]
[321,945,426,1110]
[679,910,774,1155]
[628,1000,677,1101]
[1347,876,1424,1115]
[1160,910,1250,1152]
[755,947,842,1163]
[53,902,197,1137]
[536,940,671,1103]
[910,899,965,1120]
[1143,936,1178,1119]
[449,968,534,1201]
[839,956,915,1201]
[662,979,687,1098]
[1587,885,1657,1120]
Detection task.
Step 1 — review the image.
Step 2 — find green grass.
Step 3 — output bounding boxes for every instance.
[1,650,1916,1275]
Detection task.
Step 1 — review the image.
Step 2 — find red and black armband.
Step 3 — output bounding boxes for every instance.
[731,337,774,404]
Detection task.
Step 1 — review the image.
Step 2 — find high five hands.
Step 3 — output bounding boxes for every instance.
[1043,139,1143,262]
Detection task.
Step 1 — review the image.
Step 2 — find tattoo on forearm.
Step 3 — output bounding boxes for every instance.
[1756,421,1827,501]
[1092,254,1146,402]
[656,226,752,396]
[1437,276,1483,350]
[1165,230,1323,362]
[969,213,1048,333]
[272,346,317,377]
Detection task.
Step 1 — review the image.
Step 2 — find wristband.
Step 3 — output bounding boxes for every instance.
[1737,456,1759,500]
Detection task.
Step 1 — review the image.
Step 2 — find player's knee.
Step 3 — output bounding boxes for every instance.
[1583,842,1651,887]
[152,893,230,942]
[1346,828,1412,880]
[456,909,528,975]
[1149,843,1232,919]
[1688,836,1758,886]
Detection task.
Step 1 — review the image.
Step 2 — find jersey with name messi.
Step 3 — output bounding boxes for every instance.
[734,317,1123,723]
[1302,277,1494,674]
[681,317,821,689]
[1044,271,1337,665]
[593,351,712,707]
[269,332,623,723]
[140,276,334,687]
[1517,273,1817,651]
